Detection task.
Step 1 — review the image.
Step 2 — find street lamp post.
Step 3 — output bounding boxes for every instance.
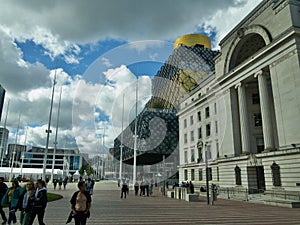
[133,76,138,189]
[50,87,62,183]
[42,70,57,180]
[119,93,125,181]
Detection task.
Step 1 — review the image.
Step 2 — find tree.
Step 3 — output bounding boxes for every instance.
[79,166,85,176]
[86,164,94,176]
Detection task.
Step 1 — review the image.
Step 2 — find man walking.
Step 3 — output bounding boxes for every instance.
[0,177,7,225]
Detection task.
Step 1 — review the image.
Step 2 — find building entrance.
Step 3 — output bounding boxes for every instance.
[247,166,265,193]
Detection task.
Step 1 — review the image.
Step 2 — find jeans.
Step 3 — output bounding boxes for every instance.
[0,204,7,222]
[74,211,88,225]
[28,208,45,225]
[7,204,16,225]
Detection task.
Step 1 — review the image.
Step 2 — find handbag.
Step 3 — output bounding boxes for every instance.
[66,211,74,224]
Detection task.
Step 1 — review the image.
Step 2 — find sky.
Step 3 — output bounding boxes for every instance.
[0,0,263,158]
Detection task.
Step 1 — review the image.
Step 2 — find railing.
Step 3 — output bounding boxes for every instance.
[217,187,300,202]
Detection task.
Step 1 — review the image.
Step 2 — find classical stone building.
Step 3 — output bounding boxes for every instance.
[178,0,300,193]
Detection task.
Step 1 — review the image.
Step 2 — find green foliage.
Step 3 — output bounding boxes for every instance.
[79,166,85,176]
[79,164,94,176]
[86,165,94,176]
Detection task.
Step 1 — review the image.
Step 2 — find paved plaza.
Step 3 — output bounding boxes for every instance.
[3,180,300,225]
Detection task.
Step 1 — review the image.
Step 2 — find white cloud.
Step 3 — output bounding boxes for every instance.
[0,1,263,61]
[101,57,112,68]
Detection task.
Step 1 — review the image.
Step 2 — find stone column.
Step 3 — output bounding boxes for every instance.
[235,83,251,154]
[255,70,274,150]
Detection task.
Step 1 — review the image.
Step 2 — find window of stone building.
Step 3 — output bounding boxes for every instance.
[190,115,194,125]
[184,133,188,144]
[198,93,202,99]
[252,93,260,104]
[198,127,202,139]
[271,162,281,187]
[197,111,201,121]
[206,145,212,159]
[184,169,188,180]
[215,121,218,134]
[184,119,187,128]
[214,102,217,114]
[197,147,202,162]
[191,169,195,181]
[206,123,211,137]
[198,169,203,181]
[217,167,219,181]
[205,106,210,118]
[208,167,212,181]
[191,149,195,162]
[235,166,242,185]
[184,151,188,163]
[254,113,262,127]
[190,130,194,142]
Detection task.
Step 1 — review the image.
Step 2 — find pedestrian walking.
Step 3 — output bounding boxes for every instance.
[86,178,93,196]
[1,180,23,225]
[19,181,35,225]
[134,182,139,196]
[140,181,145,196]
[70,181,91,225]
[53,178,57,190]
[58,177,63,190]
[0,177,7,225]
[28,179,48,225]
[63,177,68,190]
[120,180,128,199]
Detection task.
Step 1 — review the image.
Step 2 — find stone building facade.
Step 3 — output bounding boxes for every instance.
[178,0,300,193]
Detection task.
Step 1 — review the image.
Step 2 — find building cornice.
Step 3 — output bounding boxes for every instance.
[217,27,298,89]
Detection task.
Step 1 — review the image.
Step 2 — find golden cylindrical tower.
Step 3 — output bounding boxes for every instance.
[174,34,211,49]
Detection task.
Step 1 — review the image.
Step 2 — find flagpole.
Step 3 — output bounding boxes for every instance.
[42,69,57,180]
[119,93,125,180]
[50,86,62,183]
[9,113,21,181]
[20,126,28,178]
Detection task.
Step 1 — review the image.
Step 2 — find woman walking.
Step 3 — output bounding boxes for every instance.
[19,181,35,225]
[28,179,48,225]
[70,181,92,225]
[1,180,23,225]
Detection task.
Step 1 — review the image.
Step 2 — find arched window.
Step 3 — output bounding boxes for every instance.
[271,162,281,187]
[235,166,242,185]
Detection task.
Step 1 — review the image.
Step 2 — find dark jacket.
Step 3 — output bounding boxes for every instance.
[70,191,91,211]
[19,189,36,212]
[0,182,8,203]
[32,187,47,209]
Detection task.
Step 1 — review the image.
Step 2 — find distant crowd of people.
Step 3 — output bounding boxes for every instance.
[118,179,155,198]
